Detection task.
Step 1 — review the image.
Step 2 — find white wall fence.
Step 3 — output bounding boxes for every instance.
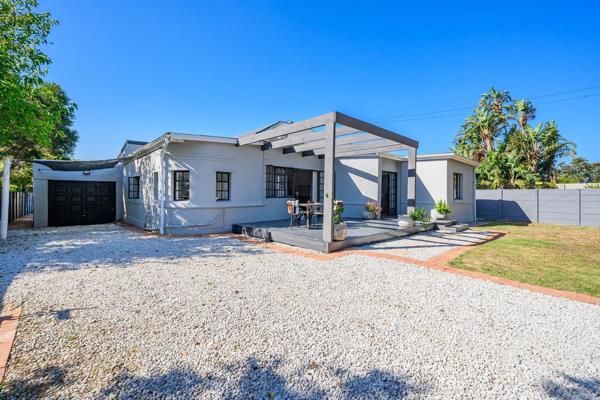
[476,189,600,227]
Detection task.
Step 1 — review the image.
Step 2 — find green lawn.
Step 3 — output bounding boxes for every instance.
[450,222,600,297]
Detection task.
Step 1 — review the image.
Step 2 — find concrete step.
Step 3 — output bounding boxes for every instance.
[437,223,469,233]
[432,219,457,227]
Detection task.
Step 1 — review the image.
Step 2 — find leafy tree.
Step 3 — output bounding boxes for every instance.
[0,0,77,190]
[557,157,599,183]
[455,88,574,188]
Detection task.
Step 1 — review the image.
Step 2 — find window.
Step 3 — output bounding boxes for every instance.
[173,170,190,201]
[453,173,463,200]
[216,171,230,201]
[265,165,294,198]
[318,171,324,202]
[128,176,140,199]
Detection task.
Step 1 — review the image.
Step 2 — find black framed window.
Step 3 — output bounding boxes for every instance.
[453,173,463,200]
[128,176,140,199]
[266,165,294,198]
[173,170,190,201]
[318,171,324,202]
[216,171,230,201]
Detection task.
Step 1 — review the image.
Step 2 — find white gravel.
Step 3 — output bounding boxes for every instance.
[1,224,599,399]
[360,230,496,260]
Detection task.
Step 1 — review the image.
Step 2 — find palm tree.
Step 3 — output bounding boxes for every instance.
[539,121,576,182]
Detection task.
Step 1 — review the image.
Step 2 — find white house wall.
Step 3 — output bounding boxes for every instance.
[446,159,475,222]
[122,149,163,229]
[399,159,448,215]
[32,163,123,228]
[335,156,379,218]
[160,142,323,234]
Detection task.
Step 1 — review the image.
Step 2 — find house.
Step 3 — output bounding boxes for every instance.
[33,112,477,247]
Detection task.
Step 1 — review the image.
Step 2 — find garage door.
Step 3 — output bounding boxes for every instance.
[48,180,116,227]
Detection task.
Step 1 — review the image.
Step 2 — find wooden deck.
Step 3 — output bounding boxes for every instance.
[232,218,433,253]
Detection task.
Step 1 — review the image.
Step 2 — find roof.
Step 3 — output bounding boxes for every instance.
[381,152,479,167]
[118,140,147,157]
[235,121,292,138]
[33,159,121,171]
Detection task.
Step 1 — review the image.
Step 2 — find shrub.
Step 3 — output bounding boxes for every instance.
[333,200,344,224]
[434,200,452,215]
[408,208,429,222]
[365,201,382,214]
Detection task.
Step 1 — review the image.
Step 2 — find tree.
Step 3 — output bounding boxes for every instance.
[0,0,77,190]
[455,88,574,188]
[557,157,597,183]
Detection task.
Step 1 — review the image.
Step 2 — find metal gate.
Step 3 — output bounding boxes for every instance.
[48,180,116,227]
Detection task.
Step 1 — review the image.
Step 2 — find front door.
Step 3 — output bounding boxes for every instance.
[381,171,397,216]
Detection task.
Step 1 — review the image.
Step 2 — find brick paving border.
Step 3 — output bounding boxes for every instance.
[0,306,22,381]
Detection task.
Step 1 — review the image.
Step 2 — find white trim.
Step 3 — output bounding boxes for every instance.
[380,152,479,167]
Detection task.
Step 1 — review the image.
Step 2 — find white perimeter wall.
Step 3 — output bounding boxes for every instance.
[32,163,123,228]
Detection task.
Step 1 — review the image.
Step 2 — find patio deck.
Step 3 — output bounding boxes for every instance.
[232,218,432,253]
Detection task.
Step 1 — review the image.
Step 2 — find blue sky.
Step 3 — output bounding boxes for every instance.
[41,1,600,161]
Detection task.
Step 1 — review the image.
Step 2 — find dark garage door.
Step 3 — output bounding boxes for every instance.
[48,180,116,227]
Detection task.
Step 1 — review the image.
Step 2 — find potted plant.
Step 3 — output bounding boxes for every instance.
[431,200,452,220]
[397,214,415,228]
[362,201,382,220]
[333,200,347,240]
[408,208,433,230]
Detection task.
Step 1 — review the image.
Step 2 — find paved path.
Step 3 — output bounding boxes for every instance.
[1,225,599,399]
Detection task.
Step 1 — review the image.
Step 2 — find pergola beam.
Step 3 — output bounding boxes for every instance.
[238,112,335,146]
[334,111,419,149]
[336,144,407,158]
[306,139,403,157]
[284,133,380,154]
[261,125,360,151]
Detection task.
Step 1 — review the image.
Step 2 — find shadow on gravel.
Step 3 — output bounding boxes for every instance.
[92,357,426,399]
[0,224,267,310]
[543,374,600,399]
[1,366,67,398]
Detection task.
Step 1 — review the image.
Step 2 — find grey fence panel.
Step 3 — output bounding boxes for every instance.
[475,189,502,220]
[0,191,34,223]
[502,189,537,222]
[476,188,600,227]
[581,189,600,227]
[538,189,579,225]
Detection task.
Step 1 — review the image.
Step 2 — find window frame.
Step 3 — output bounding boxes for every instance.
[215,171,231,201]
[453,172,463,201]
[265,165,295,198]
[173,170,190,201]
[128,176,140,199]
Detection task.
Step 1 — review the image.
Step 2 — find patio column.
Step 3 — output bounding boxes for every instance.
[322,122,336,243]
[407,147,417,214]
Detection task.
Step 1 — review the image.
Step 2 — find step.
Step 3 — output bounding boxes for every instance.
[432,219,457,227]
[437,223,469,233]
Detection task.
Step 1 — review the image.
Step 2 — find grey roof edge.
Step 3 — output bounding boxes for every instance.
[33,159,121,171]
[118,140,148,157]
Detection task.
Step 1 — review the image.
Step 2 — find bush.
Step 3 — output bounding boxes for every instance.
[434,200,451,215]
[408,208,429,222]
[364,201,382,214]
[333,200,344,224]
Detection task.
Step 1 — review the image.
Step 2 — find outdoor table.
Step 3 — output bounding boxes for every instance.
[299,203,323,229]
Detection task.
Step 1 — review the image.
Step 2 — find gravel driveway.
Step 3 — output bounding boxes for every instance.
[1,224,599,399]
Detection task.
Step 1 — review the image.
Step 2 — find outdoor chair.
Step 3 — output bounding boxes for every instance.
[310,203,324,227]
[287,200,302,228]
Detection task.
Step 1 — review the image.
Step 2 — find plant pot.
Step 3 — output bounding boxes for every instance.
[431,209,448,220]
[333,222,347,241]
[362,211,376,220]
[416,221,434,230]
[397,215,415,228]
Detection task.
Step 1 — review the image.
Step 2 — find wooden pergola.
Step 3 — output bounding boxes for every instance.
[238,111,418,243]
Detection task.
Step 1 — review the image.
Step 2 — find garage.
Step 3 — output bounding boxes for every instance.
[48,180,116,227]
